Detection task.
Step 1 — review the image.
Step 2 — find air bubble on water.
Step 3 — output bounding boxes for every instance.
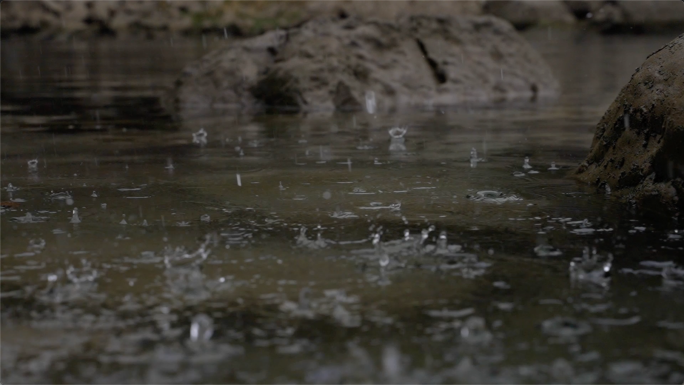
[28,158,38,171]
[120,215,128,225]
[192,128,207,146]
[70,208,81,224]
[548,162,559,171]
[189,313,214,342]
[322,191,331,200]
[200,214,210,222]
[523,156,532,169]
[388,126,407,139]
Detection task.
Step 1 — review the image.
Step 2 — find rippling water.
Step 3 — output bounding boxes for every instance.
[2,29,684,383]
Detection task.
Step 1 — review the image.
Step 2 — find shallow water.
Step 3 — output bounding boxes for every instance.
[2,30,684,383]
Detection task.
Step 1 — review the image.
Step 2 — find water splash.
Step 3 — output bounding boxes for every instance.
[28,158,38,172]
[365,90,376,114]
[189,313,214,342]
[388,126,407,139]
[569,247,612,285]
[548,162,560,171]
[5,183,19,192]
[466,190,522,204]
[523,156,532,169]
[90,191,98,198]
[69,208,81,224]
[192,128,207,146]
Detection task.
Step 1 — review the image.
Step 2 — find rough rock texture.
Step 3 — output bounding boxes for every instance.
[483,0,576,30]
[0,0,482,38]
[576,34,684,216]
[565,0,684,33]
[165,15,558,116]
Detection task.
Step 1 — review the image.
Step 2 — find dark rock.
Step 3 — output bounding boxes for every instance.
[575,34,684,216]
[483,0,576,30]
[569,0,684,34]
[165,15,559,115]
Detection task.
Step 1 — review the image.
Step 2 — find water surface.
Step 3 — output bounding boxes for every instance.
[2,30,684,383]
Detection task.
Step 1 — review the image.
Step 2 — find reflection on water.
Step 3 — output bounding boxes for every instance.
[2,30,684,383]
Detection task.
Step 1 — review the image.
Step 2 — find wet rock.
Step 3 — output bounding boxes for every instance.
[565,0,684,33]
[483,0,576,30]
[575,34,684,216]
[165,15,558,115]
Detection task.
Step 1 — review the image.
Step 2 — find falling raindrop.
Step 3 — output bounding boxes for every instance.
[365,90,376,114]
[236,173,242,187]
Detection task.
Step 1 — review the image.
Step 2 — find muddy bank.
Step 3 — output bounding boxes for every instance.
[576,34,684,217]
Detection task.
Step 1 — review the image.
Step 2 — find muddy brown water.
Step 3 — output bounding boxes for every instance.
[2,29,684,383]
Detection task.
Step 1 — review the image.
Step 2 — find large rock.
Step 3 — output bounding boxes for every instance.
[165,15,559,115]
[575,34,684,216]
[482,0,576,30]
